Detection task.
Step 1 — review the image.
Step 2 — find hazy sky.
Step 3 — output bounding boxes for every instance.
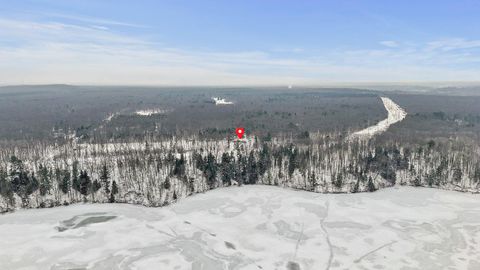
[1,0,480,85]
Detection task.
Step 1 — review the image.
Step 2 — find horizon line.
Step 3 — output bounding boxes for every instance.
[2,81,480,88]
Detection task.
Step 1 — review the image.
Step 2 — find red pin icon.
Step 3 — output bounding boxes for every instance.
[235,127,245,139]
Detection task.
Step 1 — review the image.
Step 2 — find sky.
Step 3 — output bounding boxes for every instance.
[1,0,480,86]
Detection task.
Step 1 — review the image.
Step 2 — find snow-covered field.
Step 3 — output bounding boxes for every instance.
[212,97,234,105]
[351,97,407,139]
[1,186,479,270]
[135,109,171,116]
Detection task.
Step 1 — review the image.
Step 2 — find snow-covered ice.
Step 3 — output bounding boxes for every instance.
[0,186,479,270]
[351,97,407,139]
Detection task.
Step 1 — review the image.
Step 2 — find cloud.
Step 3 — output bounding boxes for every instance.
[0,17,480,85]
[0,18,148,46]
[380,41,398,48]
[426,38,480,52]
[42,12,147,28]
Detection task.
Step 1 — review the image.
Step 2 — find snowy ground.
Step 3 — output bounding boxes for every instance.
[351,97,407,139]
[0,186,479,270]
[135,109,171,116]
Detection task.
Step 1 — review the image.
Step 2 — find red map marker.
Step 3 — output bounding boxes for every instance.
[235,127,245,139]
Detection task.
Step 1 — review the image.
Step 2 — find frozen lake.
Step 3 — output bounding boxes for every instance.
[0,186,479,270]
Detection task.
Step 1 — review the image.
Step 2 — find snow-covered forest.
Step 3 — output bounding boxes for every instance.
[1,132,479,212]
[1,87,480,213]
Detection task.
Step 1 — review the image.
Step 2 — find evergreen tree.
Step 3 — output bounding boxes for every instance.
[453,167,463,184]
[237,154,247,185]
[109,180,119,203]
[220,153,233,185]
[11,172,39,207]
[9,157,39,206]
[412,176,422,187]
[204,153,218,189]
[352,179,360,193]
[9,156,23,178]
[367,176,376,192]
[334,172,343,189]
[90,179,102,201]
[173,154,186,177]
[165,151,175,166]
[59,170,71,194]
[288,147,298,177]
[0,169,14,208]
[54,167,62,194]
[474,165,480,184]
[164,177,171,190]
[38,165,51,196]
[258,144,271,176]
[246,151,258,184]
[72,161,80,193]
[100,163,110,195]
[435,158,447,185]
[77,170,91,196]
[427,140,435,151]
[194,152,205,171]
[309,171,317,191]
[426,172,435,187]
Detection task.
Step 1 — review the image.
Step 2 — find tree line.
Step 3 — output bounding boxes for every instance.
[1,134,479,212]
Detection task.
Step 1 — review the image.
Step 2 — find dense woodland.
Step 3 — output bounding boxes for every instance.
[1,133,479,212]
[1,86,480,212]
[0,86,385,141]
